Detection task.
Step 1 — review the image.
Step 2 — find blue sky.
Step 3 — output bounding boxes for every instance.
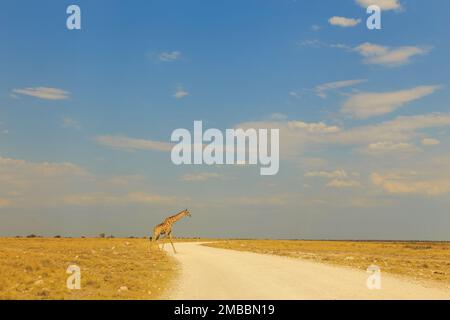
[1,0,450,239]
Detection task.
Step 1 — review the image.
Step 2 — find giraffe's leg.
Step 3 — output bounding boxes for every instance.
[168,231,177,254]
[152,233,161,251]
[160,234,167,250]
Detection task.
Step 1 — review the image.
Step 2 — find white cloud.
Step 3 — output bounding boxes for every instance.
[63,192,183,206]
[333,113,450,145]
[305,169,348,179]
[298,39,327,48]
[298,40,428,68]
[94,135,173,152]
[237,113,450,159]
[288,121,341,133]
[314,79,366,98]
[370,154,450,197]
[173,87,189,99]
[0,155,188,209]
[289,91,303,99]
[372,172,450,196]
[0,156,89,208]
[182,172,222,182]
[353,43,431,67]
[0,156,88,178]
[355,0,401,11]
[362,141,419,154]
[306,169,361,189]
[12,87,70,100]
[421,138,440,146]
[158,51,181,62]
[327,179,361,188]
[341,85,439,119]
[328,16,361,27]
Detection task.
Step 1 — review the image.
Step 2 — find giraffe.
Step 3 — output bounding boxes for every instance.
[151,209,191,253]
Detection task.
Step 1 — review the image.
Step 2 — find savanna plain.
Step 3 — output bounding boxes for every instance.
[1,237,449,299]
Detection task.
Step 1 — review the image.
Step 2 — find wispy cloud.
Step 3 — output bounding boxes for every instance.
[354,43,431,67]
[158,51,182,62]
[305,169,348,179]
[372,172,450,196]
[173,87,189,99]
[181,172,222,182]
[297,39,327,48]
[305,169,361,188]
[314,79,366,98]
[341,85,440,119]
[297,39,350,49]
[0,154,187,208]
[0,155,89,208]
[0,156,88,178]
[12,87,70,100]
[234,119,335,159]
[288,121,341,133]
[237,113,450,159]
[335,113,450,145]
[63,192,184,206]
[300,40,431,67]
[94,135,173,152]
[355,0,401,11]
[362,141,420,155]
[61,116,81,130]
[290,79,366,99]
[327,179,361,188]
[328,16,361,27]
[421,138,440,146]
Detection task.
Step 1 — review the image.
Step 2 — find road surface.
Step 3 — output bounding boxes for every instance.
[164,242,450,300]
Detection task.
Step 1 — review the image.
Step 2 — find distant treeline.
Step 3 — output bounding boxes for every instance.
[13,234,205,240]
[15,234,146,239]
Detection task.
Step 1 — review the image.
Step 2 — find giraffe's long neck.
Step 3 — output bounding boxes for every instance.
[166,210,186,225]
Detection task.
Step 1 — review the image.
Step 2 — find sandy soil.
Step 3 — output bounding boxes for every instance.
[205,239,450,285]
[165,242,450,300]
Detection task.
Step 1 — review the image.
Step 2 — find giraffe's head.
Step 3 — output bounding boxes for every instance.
[184,209,191,217]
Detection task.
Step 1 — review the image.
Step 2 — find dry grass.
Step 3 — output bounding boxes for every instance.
[205,240,450,287]
[0,238,177,300]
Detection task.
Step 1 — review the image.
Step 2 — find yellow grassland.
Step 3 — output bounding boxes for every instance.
[0,238,177,300]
